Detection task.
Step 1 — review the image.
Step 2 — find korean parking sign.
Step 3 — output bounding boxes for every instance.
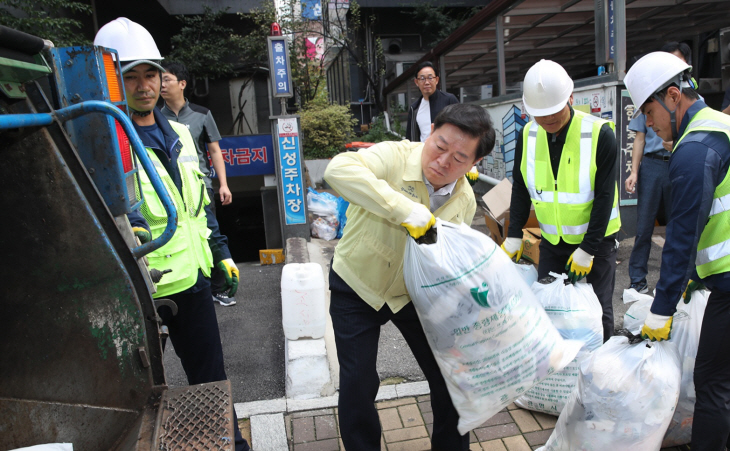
[277,117,306,224]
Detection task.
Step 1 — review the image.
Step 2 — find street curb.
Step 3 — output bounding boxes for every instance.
[285,237,309,264]
[235,380,431,418]
[237,381,432,448]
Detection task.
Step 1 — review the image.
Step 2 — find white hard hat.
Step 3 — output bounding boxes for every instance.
[624,51,691,108]
[522,59,574,117]
[94,17,164,73]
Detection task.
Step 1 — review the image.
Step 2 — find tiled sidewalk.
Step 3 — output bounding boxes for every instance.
[278,396,688,451]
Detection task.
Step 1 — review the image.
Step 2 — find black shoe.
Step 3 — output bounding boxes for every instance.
[629,281,649,294]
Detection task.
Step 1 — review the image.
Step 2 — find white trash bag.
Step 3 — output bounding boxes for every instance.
[514,261,538,287]
[661,289,709,447]
[623,287,655,304]
[404,219,582,435]
[623,296,653,334]
[538,336,681,451]
[515,273,603,415]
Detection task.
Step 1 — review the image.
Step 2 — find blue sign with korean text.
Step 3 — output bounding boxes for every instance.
[302,0,322,19]
[268,37,293,98]
[209,134,275,177]
[277,118,306,225]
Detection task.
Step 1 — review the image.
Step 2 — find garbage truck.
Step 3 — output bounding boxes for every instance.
[0,26,236,450]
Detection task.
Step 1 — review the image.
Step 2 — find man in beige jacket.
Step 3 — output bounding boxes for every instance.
[324,103,495,451]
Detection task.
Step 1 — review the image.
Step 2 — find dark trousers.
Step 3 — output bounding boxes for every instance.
[628,157,672,284]
[537,236,617,342]
[158,275,250,451]
[691,289,730,451]
[329,268,469,451]
[205,187,231,294]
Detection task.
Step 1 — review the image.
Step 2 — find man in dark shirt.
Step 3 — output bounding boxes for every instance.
[161,62,239,307]
[503,59,620,342]
[405,61,459,142]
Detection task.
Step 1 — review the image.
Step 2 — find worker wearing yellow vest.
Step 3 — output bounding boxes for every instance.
[94,18,249,451]
[503,59,621,342]
[625,51,730,451]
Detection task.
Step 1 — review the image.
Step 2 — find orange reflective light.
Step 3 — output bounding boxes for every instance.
[115,120,133,173]
[103,52,123,102]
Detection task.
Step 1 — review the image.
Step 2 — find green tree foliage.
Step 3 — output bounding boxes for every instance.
[0,0,91,47]
[360,107,405,143]
[329,0,386,111]
[407,4,480,49]
[299,93,358,159]
[244,0,327,108]
[168,6,251,80]
[245,0,384,110]
[238,2,279,66]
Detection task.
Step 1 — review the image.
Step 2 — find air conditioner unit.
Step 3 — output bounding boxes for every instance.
[381,38,402,55]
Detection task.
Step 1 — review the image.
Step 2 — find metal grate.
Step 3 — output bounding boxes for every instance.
[156,380,234,451]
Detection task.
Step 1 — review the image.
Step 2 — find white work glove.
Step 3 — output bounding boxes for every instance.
[501,237,523,262]
[565,248,594,283]
[401,203,435,239]
[641,312,674,341]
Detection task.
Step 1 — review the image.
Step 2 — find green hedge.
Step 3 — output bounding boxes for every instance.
[300,97,358,159]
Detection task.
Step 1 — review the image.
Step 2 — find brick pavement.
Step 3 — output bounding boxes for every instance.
[269,395,688,451]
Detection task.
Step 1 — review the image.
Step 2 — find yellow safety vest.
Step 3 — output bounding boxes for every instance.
[520,109,621,245]
[675,107,730,279]
[138,120,213,298]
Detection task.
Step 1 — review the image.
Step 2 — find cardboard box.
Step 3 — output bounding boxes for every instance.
[521,228,542,264]
[482,178,539,245]
[259,249,285,265]
[482,178,512,222]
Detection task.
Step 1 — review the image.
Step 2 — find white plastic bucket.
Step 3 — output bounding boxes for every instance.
[281,263,326,340]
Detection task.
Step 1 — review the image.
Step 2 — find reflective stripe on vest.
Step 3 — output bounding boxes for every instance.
[710,193,730,216]
[523,109,620,245]
[680,108,730,278]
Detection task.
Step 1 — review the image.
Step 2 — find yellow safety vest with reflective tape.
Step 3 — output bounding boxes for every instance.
[520,109,621,245]
[675,107,730,279]
[138,120,213,298]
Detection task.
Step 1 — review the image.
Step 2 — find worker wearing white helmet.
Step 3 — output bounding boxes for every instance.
[625,51,730,450]
[503,59,621,342]
[94,18,250,451]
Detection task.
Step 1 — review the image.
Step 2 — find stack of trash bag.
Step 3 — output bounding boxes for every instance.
[306,188,349,240]
[404,219,582,435]
[538,335,681,451]
[515,273,603,415]
[621,289,710,447]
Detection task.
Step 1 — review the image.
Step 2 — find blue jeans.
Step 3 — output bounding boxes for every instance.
[628,156,672,284]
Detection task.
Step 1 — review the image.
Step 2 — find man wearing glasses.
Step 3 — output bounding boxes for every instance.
[160,62,239,307]
[406,61,459,142]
